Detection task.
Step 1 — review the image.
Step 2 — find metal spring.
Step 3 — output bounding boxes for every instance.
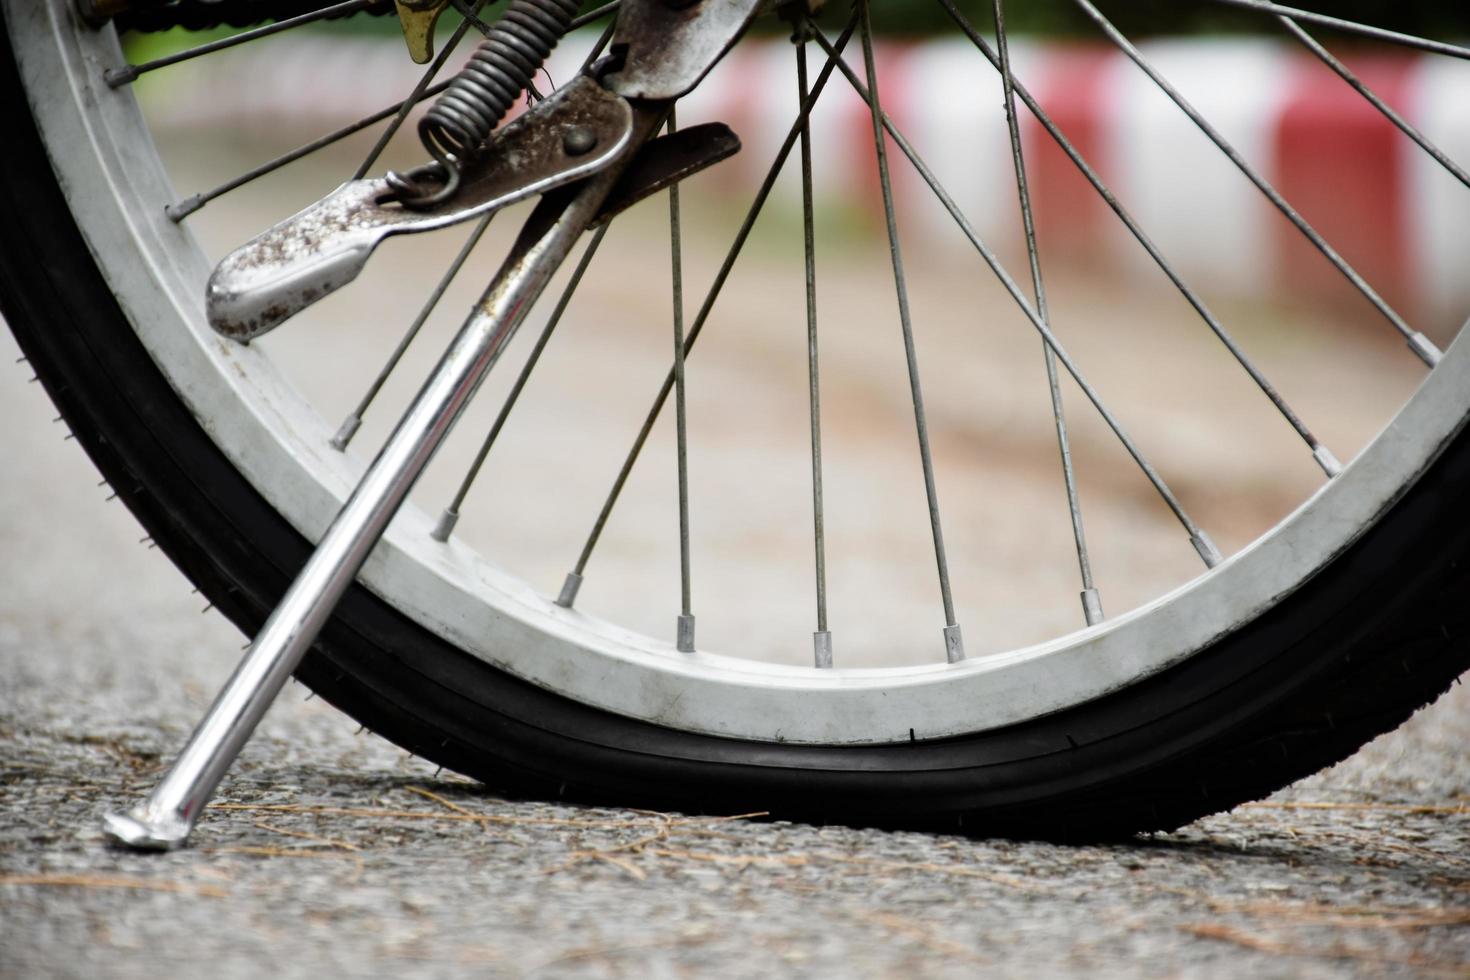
[399,0,579,205]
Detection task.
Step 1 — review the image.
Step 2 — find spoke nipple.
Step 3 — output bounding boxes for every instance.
[330,416,363,452]
[1408,331,1443,368]
[1313,445,1344,479]
[813,630,833,669]
[556,571,584,609]
[1080,588,1104,626]
[103,65,138,88]
[561,126,598,157]
[1191,532,1223,568]
[676,614,696,653]
[165,195,205,223]
[943,624,965,663]
[430,508,459,543]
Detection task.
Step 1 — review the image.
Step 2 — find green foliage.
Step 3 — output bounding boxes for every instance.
[125,0,1470,55]
[806,0,1470,38]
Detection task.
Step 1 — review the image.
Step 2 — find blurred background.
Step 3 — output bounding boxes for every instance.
[113,1,1470,666]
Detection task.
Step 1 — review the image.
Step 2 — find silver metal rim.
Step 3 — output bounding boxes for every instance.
[13,0,1468,745]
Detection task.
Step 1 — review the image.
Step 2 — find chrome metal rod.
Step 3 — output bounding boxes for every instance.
[333,213,496,452]
[937,0,1342,476]
[101,153,636,851]
[992,0,1101,624]
[812,27,1221,568]
[795,35,832,665]
[857,0,963,660]
[1205,0,1470,61]
[432,222,612,542]
[448,0,494,36]
[1277,15,1470,191]
[1071,0,1439,367]
[559,14,858,600]
[569,0,620,31]
[668,107,696,652]
[104,0,374,87]
[167,78,456,223]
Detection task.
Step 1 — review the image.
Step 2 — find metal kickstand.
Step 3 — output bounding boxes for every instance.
[101,0,760,851]
[104,165,629,850]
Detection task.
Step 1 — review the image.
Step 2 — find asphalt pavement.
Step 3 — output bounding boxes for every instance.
[3,311,1468,978]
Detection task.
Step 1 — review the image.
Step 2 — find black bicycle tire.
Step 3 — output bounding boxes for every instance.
[3,19,1467,840]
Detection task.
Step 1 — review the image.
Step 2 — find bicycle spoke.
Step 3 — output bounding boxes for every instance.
[1205,0,1470,61]
[447,0,495,36]
[811,27,1223,570]
[993,0,1102,626]
[166,79,455,221]
[355,3,486,179]
[568,0,621,31]
[430,223,613,541]
[1071,0,1442,369]
[104,0,377,87]
[858,1,964,663]
[330,213,496,452]
[579,19,618,73]
[1276,16,1470,191]
[166,1,613,221]
[668,107,696,653]
[936,0,1343,478]
[795,33,833,667]
[554,12,860,612]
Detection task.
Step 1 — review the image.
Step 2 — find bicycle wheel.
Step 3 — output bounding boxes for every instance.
[3,0,1468,839]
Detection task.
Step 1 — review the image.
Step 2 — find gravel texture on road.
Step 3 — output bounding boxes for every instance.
[3,325,1468,979]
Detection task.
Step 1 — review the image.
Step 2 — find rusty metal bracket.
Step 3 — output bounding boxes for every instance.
[206,76,634,341]
[603,0,764,100]
[592,121,741,226]
[205,0,766,342]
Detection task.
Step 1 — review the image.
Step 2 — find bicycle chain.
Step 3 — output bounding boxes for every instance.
[112,0,396,33]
